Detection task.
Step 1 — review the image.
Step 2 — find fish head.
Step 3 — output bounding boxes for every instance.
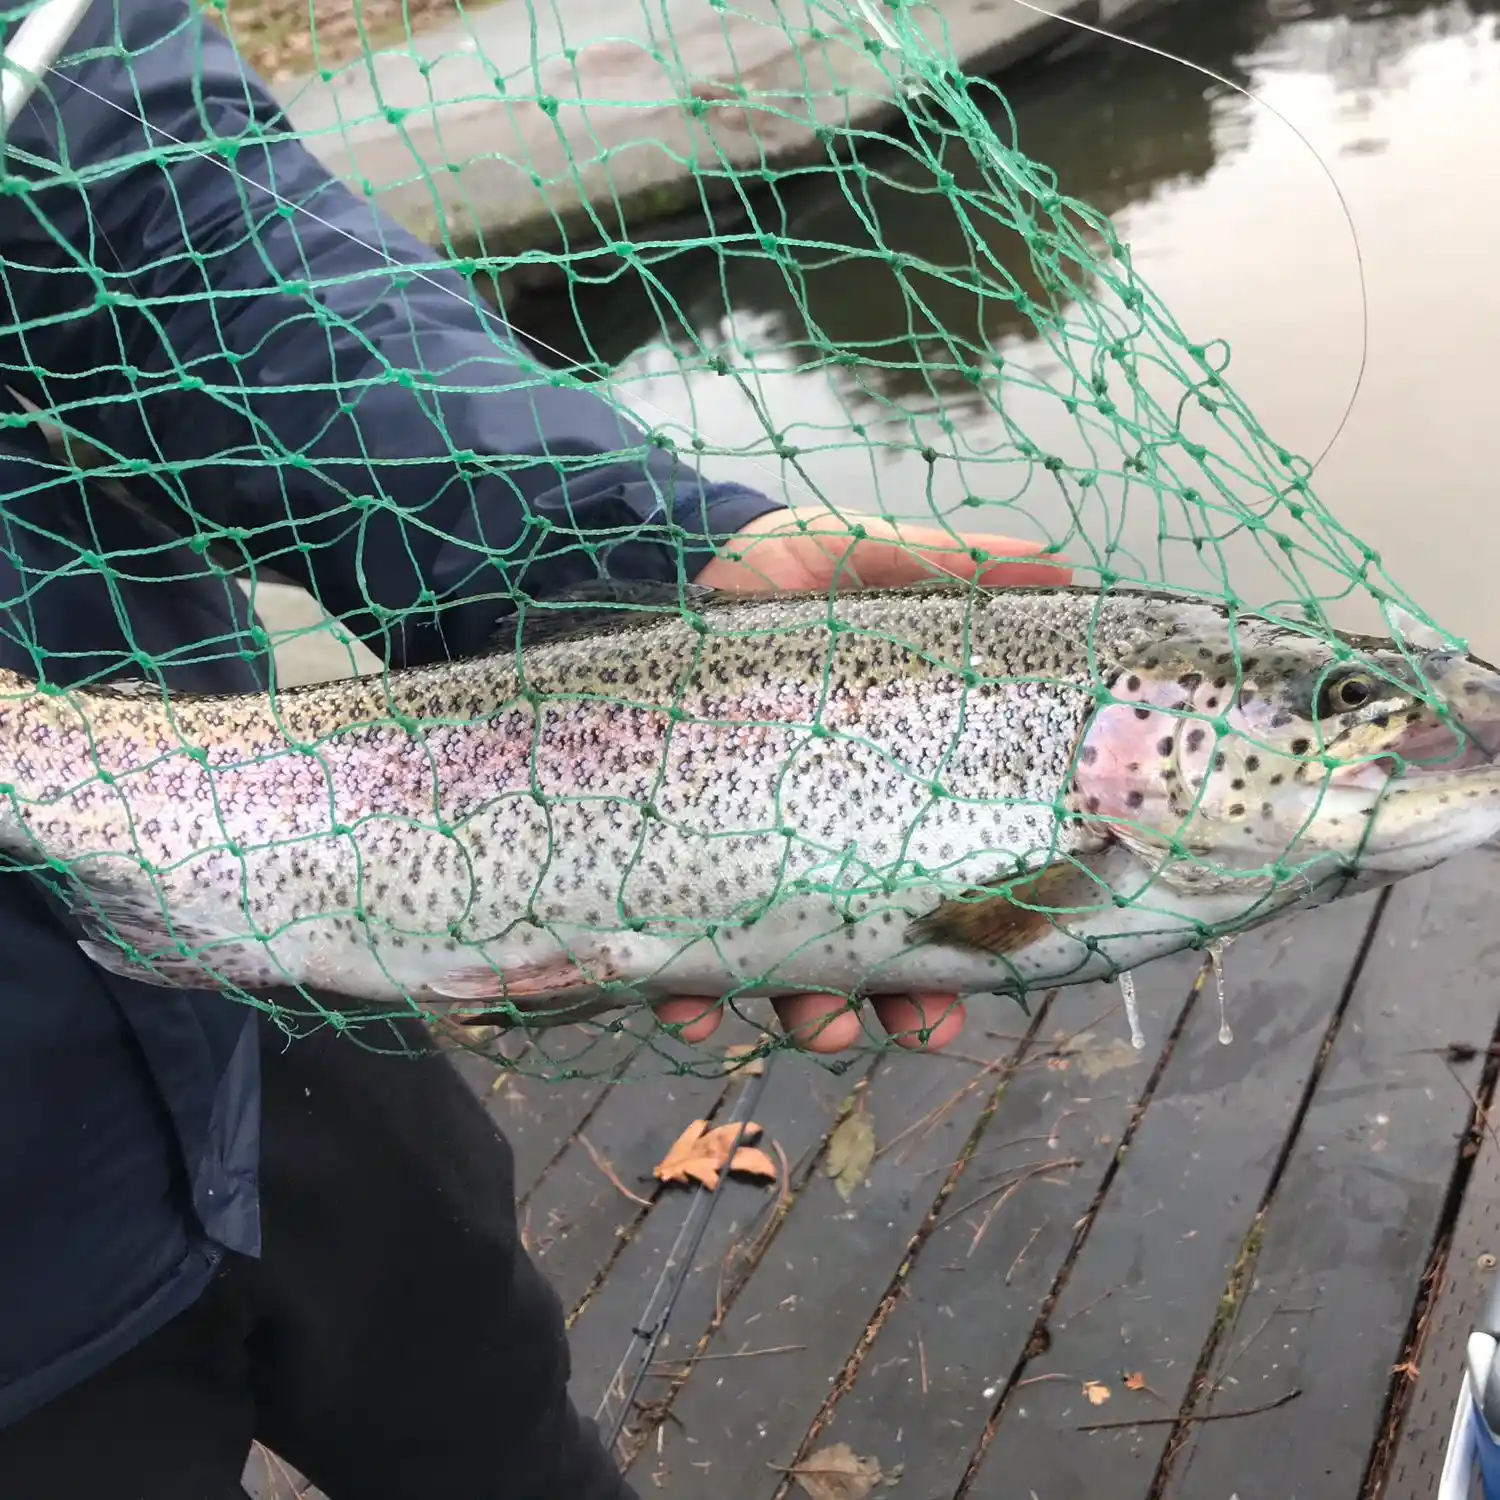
[1071,603,1500,894]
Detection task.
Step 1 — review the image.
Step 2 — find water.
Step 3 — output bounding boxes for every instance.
[507,0,1500,659]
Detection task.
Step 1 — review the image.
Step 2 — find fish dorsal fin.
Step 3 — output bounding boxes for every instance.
[488,579,722,653]
[1387,604,1452,654]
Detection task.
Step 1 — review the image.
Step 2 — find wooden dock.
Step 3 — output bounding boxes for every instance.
[244,849,1500,1499]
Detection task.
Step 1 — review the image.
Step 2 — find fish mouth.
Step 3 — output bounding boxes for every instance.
[1329,650,1500,788]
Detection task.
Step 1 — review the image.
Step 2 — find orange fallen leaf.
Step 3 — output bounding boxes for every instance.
[653,1118,775,1191]
[1083,1380,1111,1406]
[1124,1372,1146,1392]
[727,1145,778,1182]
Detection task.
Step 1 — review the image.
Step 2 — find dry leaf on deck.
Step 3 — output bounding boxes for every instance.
[826,1104,876,1202]
[1083,1380,1111,1406]
[723,1042,767,1076]
[790,1442,884,1500]
[1124,1371,1146,1391]
[653,1118,775,1191]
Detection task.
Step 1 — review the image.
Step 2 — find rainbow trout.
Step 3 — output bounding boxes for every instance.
[1,581,1498,1023]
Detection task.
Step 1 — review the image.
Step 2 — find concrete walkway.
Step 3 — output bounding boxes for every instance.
[272,0,1177,269]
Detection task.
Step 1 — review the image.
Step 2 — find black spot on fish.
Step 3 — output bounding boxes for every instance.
[1178,672,1202,691]
[1465,681,1481,695]
[1238,689,1256,706]
[1244,755,1260,772]
[1270,773,1284,786]
[1134,707,1151,721]
[1144,656,1160,670]
[1157,736,1174,757]
[1186,728,1206,752]
[1373,713,1390,729]
[1228,803,1246,818]
[1262,803,1274,818]
[1271,711,1292,728]
[1126,791,1145,809]
[1406,709,1423,723]
[1079,744,1098,765]
[1291,738,1310,755]
[1126,675,1142,692]
[1213,752,1226,771]
[1231,778,1245,791]
[1213,676,1228,690]
[1086,796,1101,812]
[1127,762,1140,773]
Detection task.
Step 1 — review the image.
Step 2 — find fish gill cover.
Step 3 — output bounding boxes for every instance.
[0,0,1483,1082]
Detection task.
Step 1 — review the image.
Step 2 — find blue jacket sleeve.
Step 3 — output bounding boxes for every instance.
[0,0,785,667]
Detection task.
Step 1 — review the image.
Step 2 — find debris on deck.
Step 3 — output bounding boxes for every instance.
[240,851,1500,1499]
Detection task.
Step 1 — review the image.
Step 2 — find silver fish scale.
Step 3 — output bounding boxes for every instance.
[0,586,1203,1005]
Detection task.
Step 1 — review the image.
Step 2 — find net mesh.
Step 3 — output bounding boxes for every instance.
[0,0,1468,1082]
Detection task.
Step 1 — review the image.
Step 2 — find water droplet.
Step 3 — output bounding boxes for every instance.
[1120,970,1145,1050]
[1209,937,1234,1045]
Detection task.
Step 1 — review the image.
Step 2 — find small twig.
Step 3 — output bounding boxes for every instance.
[932,1157,1082,1235]
[1444,1057,1500,1155]
[578,1133,653,1207]
[910,1133,1061,1183]
[1060,1284,1118,1327]
[648,1343,805,1373]
[1077,1386,1301,1433]
[1214,1300,1321,1392]
[1006,1224,1045,1286]
[874,1053,1008,1163]
[1015,1372,1076,1389]
[918,1329,929,1395]
[1052,997,1127,1054]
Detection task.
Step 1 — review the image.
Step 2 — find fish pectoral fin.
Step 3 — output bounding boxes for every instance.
[426,954,628,1029]
[61,875,275,993]
[906,853,1117,956]
[427,953,621,1001]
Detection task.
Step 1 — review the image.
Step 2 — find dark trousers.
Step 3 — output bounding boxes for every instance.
[0,1014,636,1500]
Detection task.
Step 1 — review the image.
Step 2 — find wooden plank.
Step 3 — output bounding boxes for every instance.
[1162,858,1500,1499]
[962,891,1384,1500]
[521,1017,761,1317]
[1382,1087,1500,1500]
[797,959,1205,1497]
[623,1004,1033,1495]
[566,1047,877,1440]
[445,1028,638,1204]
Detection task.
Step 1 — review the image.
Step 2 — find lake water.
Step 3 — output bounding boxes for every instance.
[258,0,1500,683]
[492,0,1500,661]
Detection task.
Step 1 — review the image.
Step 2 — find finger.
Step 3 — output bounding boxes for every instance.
[651,997,724,1044]
[870,993,967,1051]
[710,509,1070,592]
[823,517,1069,590]
[772,992,865,1053]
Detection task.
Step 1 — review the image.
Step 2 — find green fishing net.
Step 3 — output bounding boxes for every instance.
[0,0,1463,1082]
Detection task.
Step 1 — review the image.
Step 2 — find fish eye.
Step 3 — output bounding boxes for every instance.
[1316,670,1377,718]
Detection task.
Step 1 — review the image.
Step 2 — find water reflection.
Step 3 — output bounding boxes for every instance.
[504,0,1500,647]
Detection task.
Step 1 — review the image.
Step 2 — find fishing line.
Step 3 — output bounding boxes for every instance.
[1001,0,1371,475]
[595,1056,775,1454]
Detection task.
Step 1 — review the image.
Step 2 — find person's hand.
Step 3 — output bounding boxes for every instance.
[649,508,1070,1057]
